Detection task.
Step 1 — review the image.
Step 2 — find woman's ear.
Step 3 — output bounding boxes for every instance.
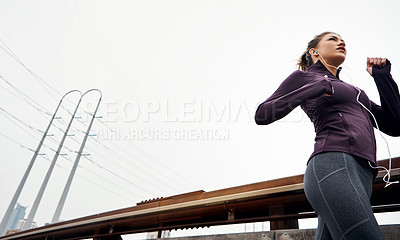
[309,49,318,55]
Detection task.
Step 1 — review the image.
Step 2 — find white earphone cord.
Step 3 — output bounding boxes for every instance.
[356,88,399,188]
[316,50,398,187]
[317,51,340,70]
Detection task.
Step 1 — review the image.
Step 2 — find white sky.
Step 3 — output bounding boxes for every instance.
[0,0,399,238]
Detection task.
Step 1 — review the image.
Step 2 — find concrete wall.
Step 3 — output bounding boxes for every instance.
[162,225,400,240]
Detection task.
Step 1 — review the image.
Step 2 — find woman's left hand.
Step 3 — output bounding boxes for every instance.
[367,57,387,76]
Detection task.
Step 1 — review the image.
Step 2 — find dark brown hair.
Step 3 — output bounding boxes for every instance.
[297,31,337,71]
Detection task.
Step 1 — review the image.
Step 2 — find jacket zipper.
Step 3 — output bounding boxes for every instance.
[355,87,376,156]
[338,112,355,142]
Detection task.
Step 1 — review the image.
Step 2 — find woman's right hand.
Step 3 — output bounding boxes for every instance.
[323,75,334,96]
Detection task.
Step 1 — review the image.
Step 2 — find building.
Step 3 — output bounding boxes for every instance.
[3,203,26,233]
[15,219,37,231]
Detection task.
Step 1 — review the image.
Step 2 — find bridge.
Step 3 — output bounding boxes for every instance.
[1,157,399,240]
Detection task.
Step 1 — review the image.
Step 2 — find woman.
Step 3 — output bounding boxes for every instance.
[255,32,400,240]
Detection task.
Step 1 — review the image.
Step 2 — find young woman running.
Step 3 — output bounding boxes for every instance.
[255,31,400,240]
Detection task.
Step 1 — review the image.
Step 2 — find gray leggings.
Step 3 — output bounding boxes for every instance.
[304,152,385,240]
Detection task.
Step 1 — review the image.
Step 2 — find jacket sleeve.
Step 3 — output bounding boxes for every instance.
[370,60,400,136]
[255,70,333,125]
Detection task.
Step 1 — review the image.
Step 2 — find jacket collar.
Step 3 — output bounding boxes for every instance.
[306,60,342,79]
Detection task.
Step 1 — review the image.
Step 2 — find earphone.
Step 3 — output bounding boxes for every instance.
[311,49,398,187]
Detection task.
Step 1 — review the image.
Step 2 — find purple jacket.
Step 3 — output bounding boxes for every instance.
[255,60,400,166]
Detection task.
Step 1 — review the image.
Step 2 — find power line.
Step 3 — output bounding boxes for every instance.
[1,80,163,195]
[41,147,143,200]
[61,115,190,194]
[0,106,44,134]
[83,154,155,196]
[0,75,96,162]
[0,131,36,153]
[0,83,51,121]
[0,35,199,198]
[0,38,61,101]
[35,85,199,193]
[96,119,200,189]
[1,68,196,195]
[0,108,43,142]
[0,104,77,159]
[0,74,194,198]
[59,154,143,200]
[40,154,137,203]
[0,53,149,226]
[88,136,183,192]
[33,135,154,201]
[50,124,171,194]
[0,74,52,117]
[75,169,138,203]
[15,114,172,198]
[76,137,169,192]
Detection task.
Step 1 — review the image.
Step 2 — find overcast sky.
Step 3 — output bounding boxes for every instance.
[0,0,399,239]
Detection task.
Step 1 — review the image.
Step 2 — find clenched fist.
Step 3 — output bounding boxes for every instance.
[367,57,386,76]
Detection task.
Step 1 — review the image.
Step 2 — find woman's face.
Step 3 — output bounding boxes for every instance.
[313,33,346,67]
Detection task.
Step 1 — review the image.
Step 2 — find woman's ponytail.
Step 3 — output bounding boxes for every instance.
[297,50,309,71]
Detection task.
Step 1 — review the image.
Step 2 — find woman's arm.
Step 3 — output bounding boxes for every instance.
[255,70,333,125]
[368,59,400,136]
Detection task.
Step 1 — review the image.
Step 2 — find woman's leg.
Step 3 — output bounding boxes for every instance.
[315,216,333,240]
[304,152,385,240]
